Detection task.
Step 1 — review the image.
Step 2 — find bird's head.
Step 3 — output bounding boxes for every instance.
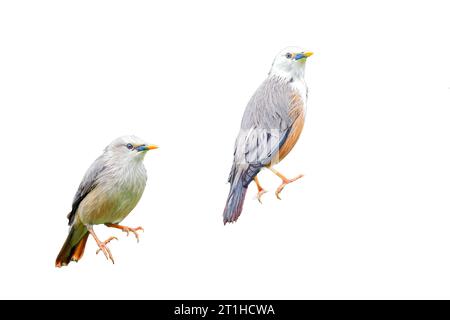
[105,135,158,163]
[269,46,313,80]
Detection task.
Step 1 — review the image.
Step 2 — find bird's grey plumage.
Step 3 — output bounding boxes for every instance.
[230,77,295,184]
[67,156,105,225]
[74,136,148,226]
[224,77,299,223]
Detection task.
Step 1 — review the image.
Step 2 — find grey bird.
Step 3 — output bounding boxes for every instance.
[55,135,158,267]
[223,47,313,224]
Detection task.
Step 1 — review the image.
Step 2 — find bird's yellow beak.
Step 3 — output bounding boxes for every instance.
[137,144,159,152]
[146,144,159,150]
[294,51,314,60]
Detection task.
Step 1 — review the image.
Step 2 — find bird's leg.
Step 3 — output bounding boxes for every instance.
[254,176,267,203]
[268,167,304,200]
[86,225,117,264]
[105,223,144,243]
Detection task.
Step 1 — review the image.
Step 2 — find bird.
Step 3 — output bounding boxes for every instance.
[223,47,313,224]
[55,135,158,267]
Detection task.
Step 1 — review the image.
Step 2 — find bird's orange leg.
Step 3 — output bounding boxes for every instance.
[105,223,144,243]
[268,167,304,200]
[254,176,267,203]
[87,225,117,264]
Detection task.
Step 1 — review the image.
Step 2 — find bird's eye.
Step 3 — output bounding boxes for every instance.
[285,53,292,59]
[126,143,133,150]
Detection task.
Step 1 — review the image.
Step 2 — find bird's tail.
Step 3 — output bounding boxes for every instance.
[55,224,89,268]
[223,166,253,224]
[223,181,248,224]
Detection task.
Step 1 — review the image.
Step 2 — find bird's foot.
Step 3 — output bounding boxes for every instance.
[256,188,268,203]
[275,174,304,200]
[94,236,118,264]
[105,223,144,243]
[119,226,144,243]
[253,176,267,203]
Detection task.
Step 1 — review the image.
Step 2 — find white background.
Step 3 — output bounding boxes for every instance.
[0,0,449,299]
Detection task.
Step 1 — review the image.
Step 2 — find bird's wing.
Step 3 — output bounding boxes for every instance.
[228,78,296,187]
[67,155,106,225]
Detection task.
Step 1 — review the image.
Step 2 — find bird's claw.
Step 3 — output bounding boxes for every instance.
[95,236,118,264]
[275,174,304,200]
[256,189,268,203]
[121,226,144,243]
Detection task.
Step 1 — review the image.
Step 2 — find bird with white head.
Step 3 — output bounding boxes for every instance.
[55,135,158,267]
[223,47,313,224]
